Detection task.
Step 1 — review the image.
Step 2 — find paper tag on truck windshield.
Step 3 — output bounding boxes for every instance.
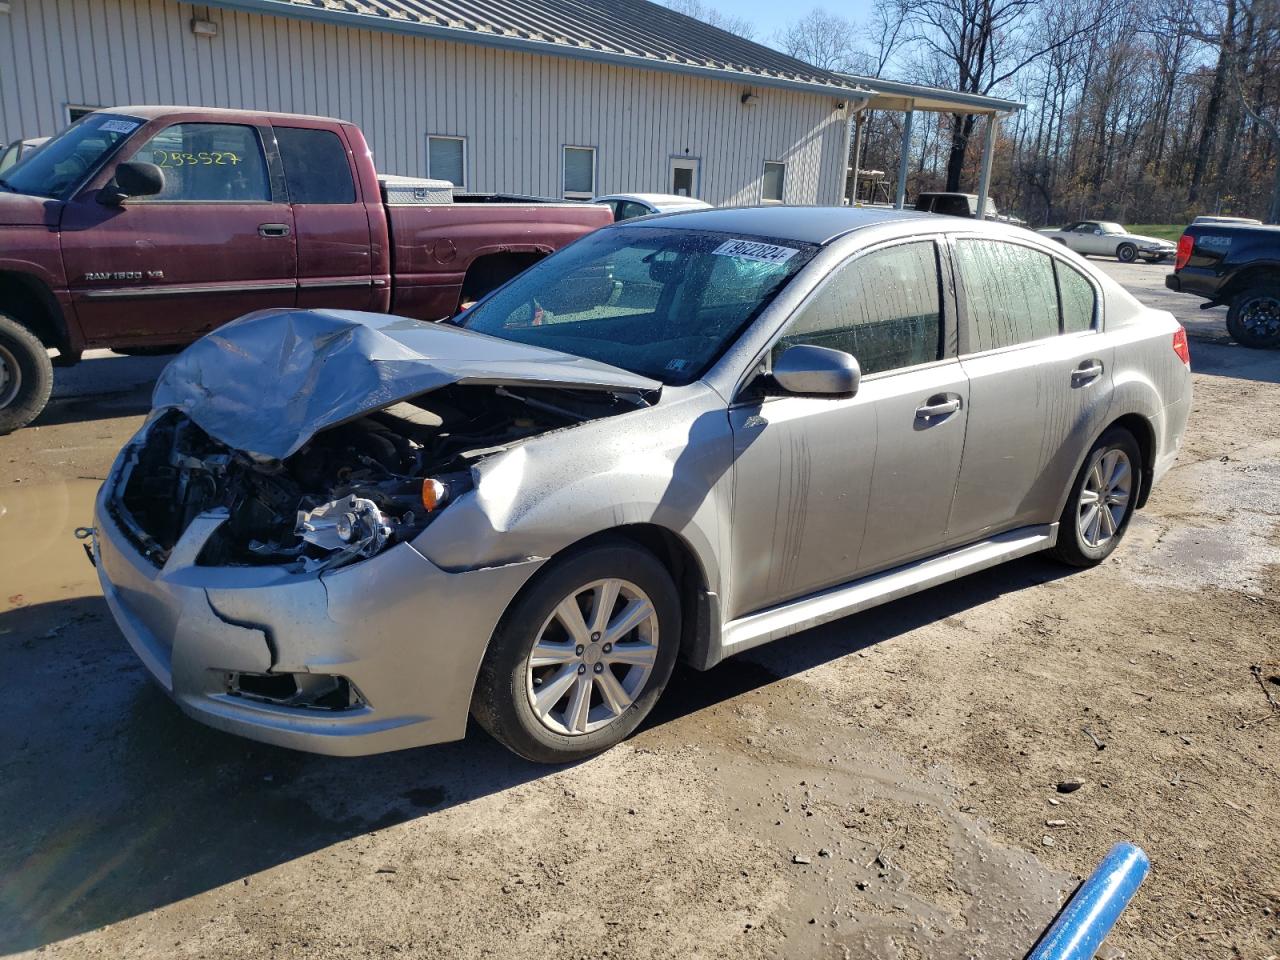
[712,239,799,265]
[99,118,140,134]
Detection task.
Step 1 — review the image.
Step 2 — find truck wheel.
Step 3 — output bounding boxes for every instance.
[471,538,681,763]
[1117,243,1137,263]
[0,313,54,434]
[1226,286,1280,349]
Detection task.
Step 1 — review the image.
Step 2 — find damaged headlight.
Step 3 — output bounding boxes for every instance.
[292,477,466,572]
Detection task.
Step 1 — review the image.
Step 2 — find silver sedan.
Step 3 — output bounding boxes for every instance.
[93,208,1192,762]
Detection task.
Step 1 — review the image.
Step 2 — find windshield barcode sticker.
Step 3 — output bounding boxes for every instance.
[99,119,140,134]
[712,239,799,265]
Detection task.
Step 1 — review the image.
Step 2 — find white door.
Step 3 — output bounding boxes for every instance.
[669,157,699,198]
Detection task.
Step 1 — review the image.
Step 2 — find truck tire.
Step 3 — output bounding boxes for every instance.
[0,312,54,434]
[1226,286,1280,349]
[1117,243,1137,263]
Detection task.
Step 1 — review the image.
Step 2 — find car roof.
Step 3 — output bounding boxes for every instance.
[621,205,935,245]
[597,193,711,206]
[101,105,355,125]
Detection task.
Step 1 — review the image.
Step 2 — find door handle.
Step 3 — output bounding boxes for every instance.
[915,395,961,420]
[1072,360,1104,385]
[258,223,291,238]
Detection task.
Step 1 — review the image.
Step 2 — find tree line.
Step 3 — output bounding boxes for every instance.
[666,0,1280,225]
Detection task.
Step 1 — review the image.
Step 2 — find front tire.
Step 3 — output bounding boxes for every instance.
[471,539,681,763]
[1117,243,1138,263]
[0,313,54,434]
[1049,428,1142,568]
[1226,286,1280,348]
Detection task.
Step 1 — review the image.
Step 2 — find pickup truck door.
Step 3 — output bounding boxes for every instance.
[60,120,296,347]
[271,123,376,311]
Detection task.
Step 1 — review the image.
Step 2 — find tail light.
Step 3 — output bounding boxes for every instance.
[1172,326,1190,366]
[1174,234,1193,270]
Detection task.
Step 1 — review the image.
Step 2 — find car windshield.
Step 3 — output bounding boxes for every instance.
[1099,222,1125,234]
[0,113,142,199]
[460,226,816,385]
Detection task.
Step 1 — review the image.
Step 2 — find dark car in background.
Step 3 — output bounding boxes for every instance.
[1167,221,1280,348]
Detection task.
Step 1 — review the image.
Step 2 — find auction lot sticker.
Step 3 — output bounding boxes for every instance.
[712,239,799,265]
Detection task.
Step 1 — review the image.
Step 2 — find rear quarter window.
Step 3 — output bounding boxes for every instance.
[1056,261,1097,334]
[275,127,356,204]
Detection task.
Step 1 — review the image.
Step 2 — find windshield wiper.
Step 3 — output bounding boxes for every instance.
[0,179,13,192]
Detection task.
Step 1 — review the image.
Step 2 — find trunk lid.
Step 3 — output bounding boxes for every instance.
[151,308,661,460]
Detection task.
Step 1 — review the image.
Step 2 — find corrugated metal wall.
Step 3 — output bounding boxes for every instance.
[0,0,851,206]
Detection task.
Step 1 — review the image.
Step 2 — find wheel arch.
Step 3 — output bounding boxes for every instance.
[1221,264,1280,302]
[457,250,547,310]
[0,270,73,357]
[1106,412,1156,509]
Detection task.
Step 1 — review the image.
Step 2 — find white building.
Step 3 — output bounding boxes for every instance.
[0,0,869,207]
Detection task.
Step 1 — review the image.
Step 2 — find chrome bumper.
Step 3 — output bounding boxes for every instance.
[94,480,544,756]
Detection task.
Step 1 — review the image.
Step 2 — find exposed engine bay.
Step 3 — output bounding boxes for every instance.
[112,384,635,572]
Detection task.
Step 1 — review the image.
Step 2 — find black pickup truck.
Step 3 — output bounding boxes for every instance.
[1166,222,1280,347]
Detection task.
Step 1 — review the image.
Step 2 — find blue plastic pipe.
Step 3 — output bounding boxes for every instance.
[1026,842,1151,960]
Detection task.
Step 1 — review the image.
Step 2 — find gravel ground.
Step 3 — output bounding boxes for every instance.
[1,258,1277,960]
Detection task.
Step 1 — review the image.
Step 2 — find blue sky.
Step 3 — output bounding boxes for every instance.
[716,0,876,46]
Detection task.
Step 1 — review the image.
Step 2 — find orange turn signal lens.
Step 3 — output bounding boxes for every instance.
[421,478,447,512]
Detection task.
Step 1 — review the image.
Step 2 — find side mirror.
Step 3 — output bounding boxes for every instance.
[99,161,164,206]
[771,344,861,397]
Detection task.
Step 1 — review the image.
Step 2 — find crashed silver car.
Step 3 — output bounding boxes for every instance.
[92,208,1192,763]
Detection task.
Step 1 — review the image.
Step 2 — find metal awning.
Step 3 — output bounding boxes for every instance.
[840,74,1025,219]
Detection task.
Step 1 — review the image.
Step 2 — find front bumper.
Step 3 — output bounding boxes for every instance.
[94,480,545,756]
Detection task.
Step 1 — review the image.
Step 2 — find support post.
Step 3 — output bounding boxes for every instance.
[895,104,914,210]
[976,113,999,221]
[849,111,865,205]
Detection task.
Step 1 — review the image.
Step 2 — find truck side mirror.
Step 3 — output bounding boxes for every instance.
[99,161,164,206]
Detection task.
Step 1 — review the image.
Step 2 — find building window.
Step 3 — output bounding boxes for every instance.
[762,161,786,203]
[427,135,466,189]
[563,145,596,199]
[66,105,101,124]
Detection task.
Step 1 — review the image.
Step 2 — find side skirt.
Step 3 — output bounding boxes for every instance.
[717,523,1058,661]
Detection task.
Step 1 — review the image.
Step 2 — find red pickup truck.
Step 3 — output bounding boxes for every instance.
[0,106,611,432]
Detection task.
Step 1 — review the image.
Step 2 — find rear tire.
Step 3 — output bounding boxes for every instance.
[1049,428,1142,568]
[0,313,54,434]
[471,538,681,763]
[1226,285,1280,349]
[1117,243,1137,263]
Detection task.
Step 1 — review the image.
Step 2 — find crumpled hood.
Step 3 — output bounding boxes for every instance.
[0,191,60,227]
[151,308,661,460]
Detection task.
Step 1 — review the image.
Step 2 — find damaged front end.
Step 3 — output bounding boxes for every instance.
[111,383,627,573]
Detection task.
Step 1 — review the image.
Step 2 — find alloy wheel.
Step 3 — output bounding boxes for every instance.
[1240,295,1280,340]
[525,577,660,736]
[0,342,21,409]
[1078,449,1132,548]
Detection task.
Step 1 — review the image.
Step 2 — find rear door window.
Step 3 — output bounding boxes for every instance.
[133,123,270,202]
[275,127,356,204]
[1056,260,1097,334]
[955,239,1059,351]
[777,240,944,375]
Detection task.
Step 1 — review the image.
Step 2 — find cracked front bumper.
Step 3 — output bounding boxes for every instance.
[94,481,545,756]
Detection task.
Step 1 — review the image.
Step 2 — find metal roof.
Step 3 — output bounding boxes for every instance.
[841,74,1024,115]
[211,0,870,99]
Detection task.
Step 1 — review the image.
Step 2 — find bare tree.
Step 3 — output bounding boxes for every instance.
[661,0,755,40]
[776,9,869,72]
[906,0,1116,190]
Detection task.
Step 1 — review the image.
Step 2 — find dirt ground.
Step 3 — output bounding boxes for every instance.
[1,259,1277,960]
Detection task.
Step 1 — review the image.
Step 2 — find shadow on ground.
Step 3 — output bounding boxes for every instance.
[1186,339,1280,385]
[0,553,1071,953]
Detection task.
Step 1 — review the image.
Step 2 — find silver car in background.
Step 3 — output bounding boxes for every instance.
[93,208,1192,763]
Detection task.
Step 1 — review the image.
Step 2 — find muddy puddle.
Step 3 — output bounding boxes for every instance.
[0,479,102,610]
[647,669,1073,959]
